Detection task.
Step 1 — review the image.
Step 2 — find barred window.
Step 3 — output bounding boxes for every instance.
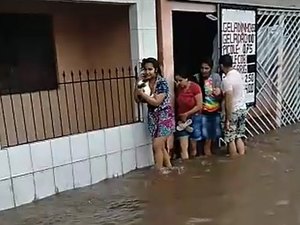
[0,14,57,94]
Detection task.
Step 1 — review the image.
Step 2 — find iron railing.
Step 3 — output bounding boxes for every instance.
[0,66,140,147]
[245,9,300,137]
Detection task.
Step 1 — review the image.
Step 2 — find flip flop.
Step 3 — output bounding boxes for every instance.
[184,119,193,127]
[176,119,193,131]
[176,124,185,131]
[185,126,194,133]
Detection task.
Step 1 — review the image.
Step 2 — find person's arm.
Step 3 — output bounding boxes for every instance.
[139,92,165,107]
[223,79,233,121]
[212,73,223,98]
[139,78,168,107]
[224,91,233,121]
[134,88,141,103]
[214,73,222,88]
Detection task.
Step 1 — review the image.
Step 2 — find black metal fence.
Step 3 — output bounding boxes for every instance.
[0,66,140,147]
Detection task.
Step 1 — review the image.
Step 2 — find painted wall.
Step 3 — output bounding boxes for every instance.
[0,1,134,146]
[0,1,132,71]
[0,0,158,211]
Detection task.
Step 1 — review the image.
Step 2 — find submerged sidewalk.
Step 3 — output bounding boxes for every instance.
[1,124,300,225]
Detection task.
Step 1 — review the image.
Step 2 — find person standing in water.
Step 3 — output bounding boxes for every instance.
[134,57,175,173]
[175,71,203,159]
[219,54,247,157]
[194,59,222,157]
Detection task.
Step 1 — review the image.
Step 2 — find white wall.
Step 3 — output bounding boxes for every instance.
[0,0,157,212]
[129,0,157,70]
[0,123,154,211]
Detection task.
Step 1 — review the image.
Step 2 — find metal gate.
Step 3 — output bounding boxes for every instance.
[246,8,300,137]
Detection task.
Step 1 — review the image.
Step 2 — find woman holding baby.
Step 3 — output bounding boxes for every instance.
[134,57,175,174]
[175,71,203,160]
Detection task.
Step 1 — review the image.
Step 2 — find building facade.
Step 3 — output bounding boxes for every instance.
[157,0,300,136]
[0,0,299,212]
[0,0,157,211]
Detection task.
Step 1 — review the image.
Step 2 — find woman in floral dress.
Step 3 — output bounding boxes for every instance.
[134,58,175,173]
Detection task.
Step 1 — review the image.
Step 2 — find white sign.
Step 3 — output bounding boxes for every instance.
[221,8,257,106]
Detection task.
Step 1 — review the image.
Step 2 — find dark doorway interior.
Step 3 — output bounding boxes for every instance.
[172,11,218,75]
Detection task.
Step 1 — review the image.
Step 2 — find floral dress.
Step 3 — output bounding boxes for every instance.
[147,75,175,138]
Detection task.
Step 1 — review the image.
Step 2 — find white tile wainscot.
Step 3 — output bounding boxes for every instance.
[0,122,153,211]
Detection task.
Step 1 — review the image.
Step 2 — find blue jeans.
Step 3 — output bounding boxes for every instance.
[202,113,222,140]
[176,114,202,141]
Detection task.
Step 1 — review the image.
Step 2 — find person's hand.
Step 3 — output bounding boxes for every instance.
[179,113,188,122]
[174,80,179,88]
[136,71,146,85]
[225,120,230,131]
[213,87,221,96]
[136,88,144,96]
[139,70,146,79]
[135,78,143,88]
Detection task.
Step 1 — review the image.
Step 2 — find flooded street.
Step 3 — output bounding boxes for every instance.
[1,124,300,225]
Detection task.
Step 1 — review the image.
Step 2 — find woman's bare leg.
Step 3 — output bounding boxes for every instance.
[204,139,213,156]
[236,138,245,155]
[152,137,166,170]
[190,140,197,157]
[163,148,172,168]
[179,138,189,159]
[166,135,174,159]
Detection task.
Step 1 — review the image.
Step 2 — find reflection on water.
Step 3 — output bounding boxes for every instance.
[1,124,300,225]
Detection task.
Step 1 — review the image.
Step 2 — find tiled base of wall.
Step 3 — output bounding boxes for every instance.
[0,123,154,211]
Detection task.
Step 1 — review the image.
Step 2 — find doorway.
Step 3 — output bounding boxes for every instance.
[172,11,218,157]
[172,11,218,76]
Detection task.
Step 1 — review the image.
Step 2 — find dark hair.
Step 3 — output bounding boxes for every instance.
[141,57,162,76]
[175,67,190,79]
[219,54,233,67]
[197,58,214,101]
[200,58,213,69]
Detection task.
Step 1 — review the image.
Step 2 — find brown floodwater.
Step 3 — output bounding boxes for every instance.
[1,124,300,225]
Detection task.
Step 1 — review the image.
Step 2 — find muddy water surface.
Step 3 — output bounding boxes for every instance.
[1,125,300,225]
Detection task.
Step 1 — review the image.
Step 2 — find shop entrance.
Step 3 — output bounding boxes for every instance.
[172,11,219,157]
[172,11,218,75]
